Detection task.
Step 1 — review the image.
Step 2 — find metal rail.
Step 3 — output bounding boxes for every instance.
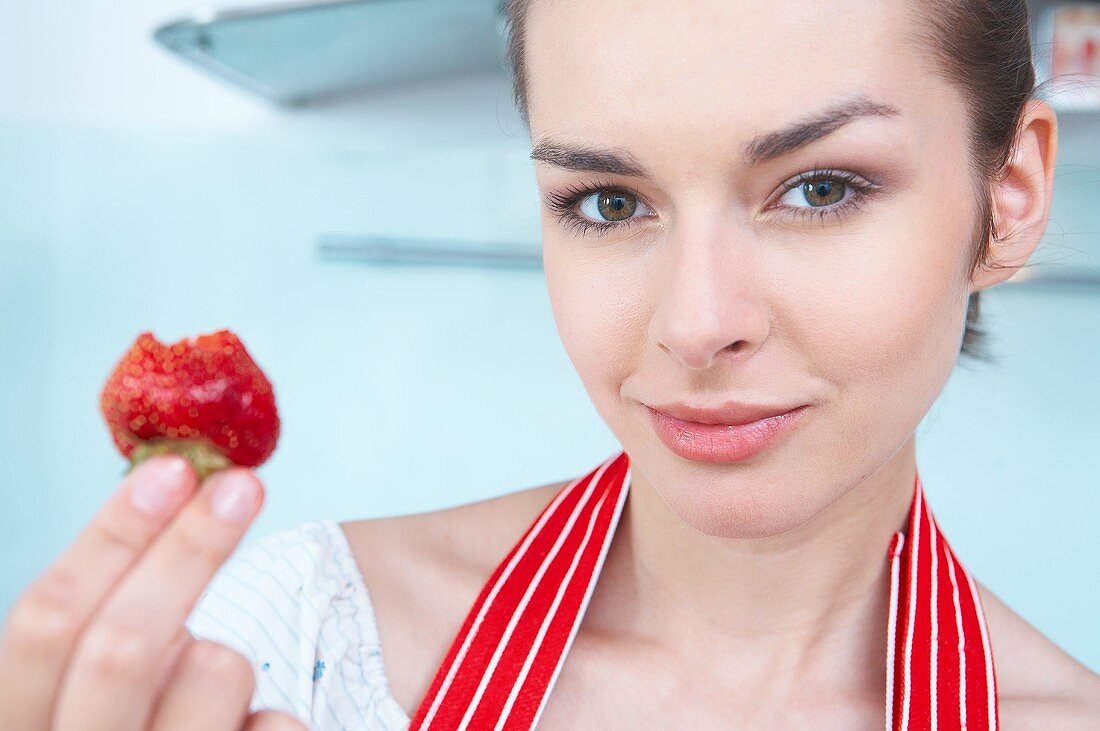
[317,235,1100,286]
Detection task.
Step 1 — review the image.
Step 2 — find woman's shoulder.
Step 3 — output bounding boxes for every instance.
[185,517,412,730]
[337,479,570,719]
[974,580,1100,728]
[340,484,1100,728]
[342,479,567,571]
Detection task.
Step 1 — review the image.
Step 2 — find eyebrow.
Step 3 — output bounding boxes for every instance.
[529,94,903,176]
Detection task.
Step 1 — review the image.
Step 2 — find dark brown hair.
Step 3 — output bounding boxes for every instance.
[501,0,1044,364]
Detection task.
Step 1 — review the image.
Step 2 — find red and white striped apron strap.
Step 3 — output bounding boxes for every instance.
[409,451,631,730]
[887,470,1000,730]
[409,450,999,730]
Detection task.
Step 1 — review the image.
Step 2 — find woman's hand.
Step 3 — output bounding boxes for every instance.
[0,454,308,730]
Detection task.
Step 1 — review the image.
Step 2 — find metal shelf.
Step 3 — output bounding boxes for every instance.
[153,0,508,106]
[317,236,1100,287]
[317,235,542,268]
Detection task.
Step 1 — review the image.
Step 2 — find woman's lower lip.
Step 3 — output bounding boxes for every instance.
[645,404,809,463]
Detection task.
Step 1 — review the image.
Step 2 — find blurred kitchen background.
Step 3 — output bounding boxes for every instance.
[1,0,1097,672]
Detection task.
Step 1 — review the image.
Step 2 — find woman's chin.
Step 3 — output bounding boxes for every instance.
[628,456,828,539]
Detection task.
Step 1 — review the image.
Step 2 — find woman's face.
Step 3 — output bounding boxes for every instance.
[529,0,986,537]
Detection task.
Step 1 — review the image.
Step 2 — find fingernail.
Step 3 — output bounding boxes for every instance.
[209,470,258,524]
[129,454,190,516]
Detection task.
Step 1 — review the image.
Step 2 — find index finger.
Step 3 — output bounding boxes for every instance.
[54,466,264,731]
[0,453,198,731]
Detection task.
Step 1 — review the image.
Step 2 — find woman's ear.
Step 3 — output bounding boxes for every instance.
[969,98,1059,294]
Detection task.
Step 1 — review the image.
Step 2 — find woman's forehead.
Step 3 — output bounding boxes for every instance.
[524,0,918,67]
[522,0,949,144]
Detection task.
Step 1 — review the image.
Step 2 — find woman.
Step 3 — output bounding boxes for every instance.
[2,0,1097,729]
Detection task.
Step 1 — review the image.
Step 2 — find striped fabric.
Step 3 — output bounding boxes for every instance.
[409,449,999,730]
[887,463,1000,730]
[184,518,411,730]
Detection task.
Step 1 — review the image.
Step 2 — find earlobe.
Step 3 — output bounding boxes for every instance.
[968,99,1059,295]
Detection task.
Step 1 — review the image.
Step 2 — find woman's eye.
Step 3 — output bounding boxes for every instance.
[544,169,875,237]
[768,170,879,223]
[776,177,853,209]
[577,189,652,223]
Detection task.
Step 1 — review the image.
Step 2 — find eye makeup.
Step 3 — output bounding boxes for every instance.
[543,167,884,237]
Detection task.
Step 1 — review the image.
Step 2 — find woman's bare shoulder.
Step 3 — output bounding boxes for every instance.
[976,581,1100,728]
[340,478,568,574]
[337,494,1100,727]
[336,479,571,717]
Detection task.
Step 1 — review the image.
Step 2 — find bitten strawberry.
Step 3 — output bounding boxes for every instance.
[100,329,280,482]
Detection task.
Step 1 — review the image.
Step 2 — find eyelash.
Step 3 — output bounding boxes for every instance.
[543,168,879,237]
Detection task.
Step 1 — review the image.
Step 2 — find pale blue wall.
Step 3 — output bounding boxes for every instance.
[1,0,1097,678]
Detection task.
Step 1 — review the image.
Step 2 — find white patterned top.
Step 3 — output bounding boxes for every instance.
[184,519,412,730]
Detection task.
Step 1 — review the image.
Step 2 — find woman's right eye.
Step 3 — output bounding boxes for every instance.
[544,184,654,237]
[576,189,652,224]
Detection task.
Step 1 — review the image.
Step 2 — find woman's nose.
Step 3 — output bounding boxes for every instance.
[647,226,771,371]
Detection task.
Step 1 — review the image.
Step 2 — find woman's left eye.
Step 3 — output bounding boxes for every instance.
[770,169,877,222]
[778,178,852,208]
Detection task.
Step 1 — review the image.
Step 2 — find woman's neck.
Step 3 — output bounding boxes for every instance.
[584,438,917,699]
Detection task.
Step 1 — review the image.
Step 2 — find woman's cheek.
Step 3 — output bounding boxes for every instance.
[782,224,969,440]
[545,254,612,371]
[545,252,645,414]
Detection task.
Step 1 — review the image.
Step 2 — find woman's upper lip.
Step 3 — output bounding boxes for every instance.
[644,400,807,426]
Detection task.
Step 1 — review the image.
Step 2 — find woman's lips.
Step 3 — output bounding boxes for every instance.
[645,403,809,463]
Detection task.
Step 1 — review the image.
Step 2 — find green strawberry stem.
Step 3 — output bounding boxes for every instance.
[127,438,233,483]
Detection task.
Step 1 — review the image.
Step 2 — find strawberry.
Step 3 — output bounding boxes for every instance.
[100,329,280,482]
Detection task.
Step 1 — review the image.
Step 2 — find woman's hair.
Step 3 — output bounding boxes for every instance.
[501,0,1043,364]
